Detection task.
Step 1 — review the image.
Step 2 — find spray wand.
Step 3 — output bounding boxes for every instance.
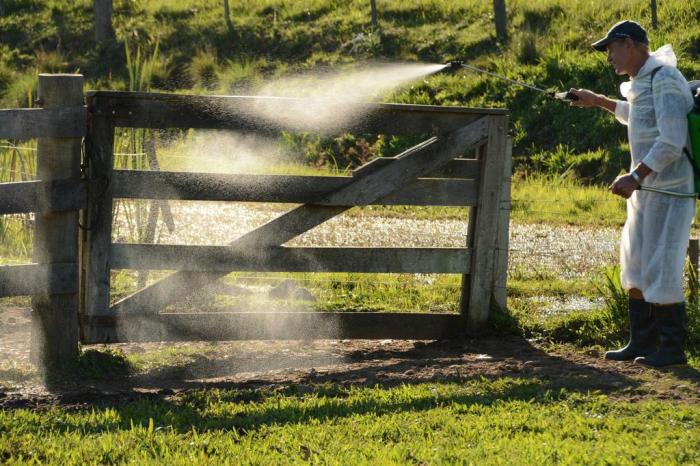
[446,60,579,102]
[444,61,699,198]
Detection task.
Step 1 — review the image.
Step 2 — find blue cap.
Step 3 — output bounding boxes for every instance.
[592,20,649,52]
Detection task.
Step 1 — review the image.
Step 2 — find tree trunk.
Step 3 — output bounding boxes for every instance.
[370,0,377,29]
[493,0,507,41]
[650,0,658,29]
[94,0,115,44]
[0,0,5,17]
[224,0,233,33]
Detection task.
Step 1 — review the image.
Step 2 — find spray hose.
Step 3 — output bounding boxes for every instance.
[638,186,697,198]
[446,60,579,102]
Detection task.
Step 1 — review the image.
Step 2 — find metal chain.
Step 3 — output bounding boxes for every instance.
[78,137,110,231]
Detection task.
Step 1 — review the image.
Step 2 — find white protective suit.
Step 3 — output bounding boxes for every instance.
[614,45,696,304]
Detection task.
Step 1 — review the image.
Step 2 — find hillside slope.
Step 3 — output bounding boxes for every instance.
[1,0,699,179]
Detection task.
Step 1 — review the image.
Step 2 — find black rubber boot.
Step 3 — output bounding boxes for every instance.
[635,303,687,367]
[605,298,657,361]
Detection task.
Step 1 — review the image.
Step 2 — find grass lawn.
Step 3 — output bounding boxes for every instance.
[1,379,699,464]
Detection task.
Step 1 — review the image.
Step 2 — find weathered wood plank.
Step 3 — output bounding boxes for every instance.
[111,117,489,315]
[83,113,115,317]
[493,137,513,311]
[458,150,483,318]
[82,312,464,343]
[466,115,508,329]
[31,74,84,368]
[137,131,174,289]
[353,155,482,179]
[0,263,78,297]
[112,170,478,206]
[144,131,175,232]
[0,180,86,214]
[87,91,506,135]
[0,107,86,139]
[110,244,471,274]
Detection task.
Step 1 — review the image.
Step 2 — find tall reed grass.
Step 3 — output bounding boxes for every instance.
[113,39,162,245]
[0,85,37,258]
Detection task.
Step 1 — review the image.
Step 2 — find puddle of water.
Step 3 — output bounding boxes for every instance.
[528,295,605,317]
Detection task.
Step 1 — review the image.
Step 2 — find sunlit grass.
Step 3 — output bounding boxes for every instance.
[1,381,700,464]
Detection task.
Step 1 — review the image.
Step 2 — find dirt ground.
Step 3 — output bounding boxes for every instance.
[1,305,699,409]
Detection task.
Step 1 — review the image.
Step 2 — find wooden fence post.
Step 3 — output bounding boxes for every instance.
[370,0,378,29]
[94,0,115,44]
[492,136,512,311]
[493,0,507,40]
[223,0,233,32]
[30,74,84,370]
[461,115,508,330]
[83,95,115,340]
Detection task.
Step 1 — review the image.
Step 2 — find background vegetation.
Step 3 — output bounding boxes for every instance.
[1,0,699,179]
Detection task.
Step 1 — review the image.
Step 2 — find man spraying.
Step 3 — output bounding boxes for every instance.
[570,20,695,367]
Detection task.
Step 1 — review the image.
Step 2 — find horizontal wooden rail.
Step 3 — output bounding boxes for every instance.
[82,312,464,343]
[111,244,471,274]
[87,91,507,135]
[111,170,478,206]
[0,263,78,297]
[0,107,86,139]
[0,179,86,215]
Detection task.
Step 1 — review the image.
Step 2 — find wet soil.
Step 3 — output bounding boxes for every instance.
[1,306,699,409]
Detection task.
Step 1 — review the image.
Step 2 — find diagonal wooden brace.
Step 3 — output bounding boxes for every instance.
[110,117,489,315]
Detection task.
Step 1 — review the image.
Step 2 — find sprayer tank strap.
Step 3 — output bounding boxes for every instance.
[649,66,700,182]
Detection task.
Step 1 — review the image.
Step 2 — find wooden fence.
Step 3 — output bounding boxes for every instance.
[0,74,85,367]
[0,74,512,364]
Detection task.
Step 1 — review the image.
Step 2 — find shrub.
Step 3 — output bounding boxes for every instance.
[0,62,14,94]
[280,132,381,170]
[686,264,700,350]
[595,265,629,343]
[188,48,219,90]
[0,71,37,108]
[530,144,628,182]
[217,57,262,93]
[517,30,539,65]
[34,48,70,74]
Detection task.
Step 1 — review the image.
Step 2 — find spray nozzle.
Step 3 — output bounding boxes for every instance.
[553,91,579,102]
[447,60,464,70]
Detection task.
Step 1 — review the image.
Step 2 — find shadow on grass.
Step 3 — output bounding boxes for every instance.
[6,333,700,437]
[10,334,649,403]
[0,340,646,437]
[667,350,700,383]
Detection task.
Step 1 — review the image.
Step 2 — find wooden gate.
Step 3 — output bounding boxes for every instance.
[81,91,511,343]
[1,75,512,362]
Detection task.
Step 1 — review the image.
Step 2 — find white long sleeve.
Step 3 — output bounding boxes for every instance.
[615,100,629,125]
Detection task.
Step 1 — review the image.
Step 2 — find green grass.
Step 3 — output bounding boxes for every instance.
[0,141,36,257]
[1,380,700,464]
[110,270,463,314]
[511,173,627,227]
